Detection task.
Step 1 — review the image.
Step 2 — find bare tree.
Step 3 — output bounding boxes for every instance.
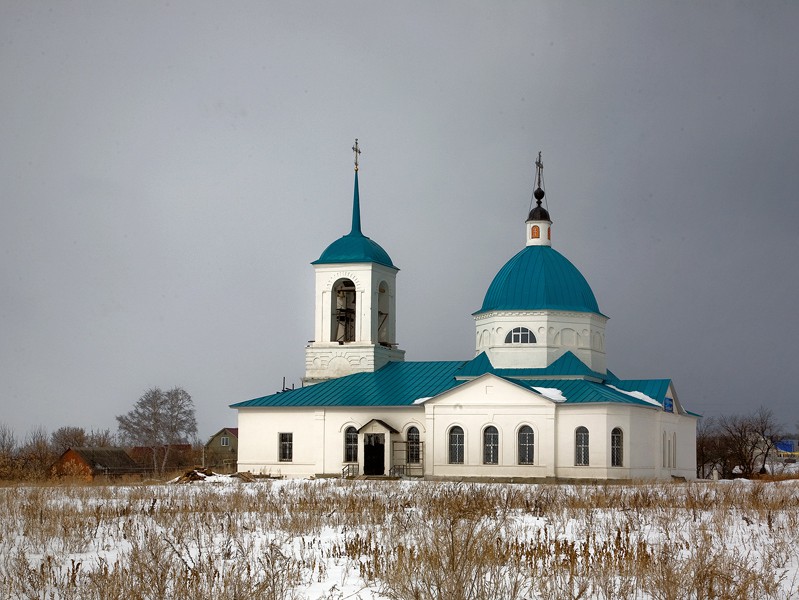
[50,426,87,455]
[751,406,784,474]
[705,407,786,478]
[0,422,17,480]
[18,426,54,480]
[86,428,116,447]
[715,414,759,477]
[116,387,197,474]
[696,417,721,479]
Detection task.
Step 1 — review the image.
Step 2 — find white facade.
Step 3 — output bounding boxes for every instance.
[236,374,696,480]
[474,309,607,373]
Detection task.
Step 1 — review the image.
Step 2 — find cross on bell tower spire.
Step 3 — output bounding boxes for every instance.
[352,138,361,172]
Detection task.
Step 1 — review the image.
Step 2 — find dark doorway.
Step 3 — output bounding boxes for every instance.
[363,433,385,475]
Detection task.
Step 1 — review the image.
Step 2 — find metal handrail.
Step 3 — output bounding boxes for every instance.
[341,463,358,478]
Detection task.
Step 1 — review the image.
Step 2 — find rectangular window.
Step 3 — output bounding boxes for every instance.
[220,436,230,447]
[279,433,293,462]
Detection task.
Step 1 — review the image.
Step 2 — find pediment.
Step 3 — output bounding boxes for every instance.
[357,418,400,434]
[419,373,557,407]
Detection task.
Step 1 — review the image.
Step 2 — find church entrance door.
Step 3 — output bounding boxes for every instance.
[363,434,385,475]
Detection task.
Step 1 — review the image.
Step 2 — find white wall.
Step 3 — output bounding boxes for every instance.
[237,376,697,480]
[304,263,404,384]
[474,310,608,374]
[423,376,558,478]
[237,406,425,477]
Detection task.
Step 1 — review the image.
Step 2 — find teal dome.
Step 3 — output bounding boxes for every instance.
[313,233,396,268]
[478,245,600,314]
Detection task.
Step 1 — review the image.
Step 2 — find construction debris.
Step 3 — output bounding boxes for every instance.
[171,468,256,484]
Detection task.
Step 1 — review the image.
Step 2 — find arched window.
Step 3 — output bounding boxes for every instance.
[672,432,677,469]
[448,426,464,464]
[331,279,357,342]
[378,281,390,344]
[531,225,540,239]
[344,426,358,463]
[483,426,499,464]
[575,426,589,466]
[407,426,420,464]
[611,427,623,467]
[504,327,536,344]
[518,426,534,465]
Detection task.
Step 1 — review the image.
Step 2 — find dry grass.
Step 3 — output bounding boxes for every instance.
[0,479,797,599]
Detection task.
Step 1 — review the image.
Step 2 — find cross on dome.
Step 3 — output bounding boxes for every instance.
[526,151,552,246]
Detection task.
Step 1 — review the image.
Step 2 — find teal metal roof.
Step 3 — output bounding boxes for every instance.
[512,378,663,408]
[477,245,600,315]
[455,351,606,380]
[609,379,672,405]
[312,171,396,269]
[231,361,466,408]
[231,357,673,411]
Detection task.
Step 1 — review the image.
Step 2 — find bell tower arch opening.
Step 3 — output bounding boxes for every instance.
[378,281,390,344]
[331,278,357,342]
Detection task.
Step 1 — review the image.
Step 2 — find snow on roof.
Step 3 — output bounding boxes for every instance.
[607,384,661,407]
[531,387,567,402]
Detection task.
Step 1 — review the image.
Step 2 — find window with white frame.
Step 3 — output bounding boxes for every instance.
[407,426,420,464]
[483,426,499,464]
[449,426,464,464]
[518,425,534,465]
[672,432,677,468]
[504,327,536,344]
[575,426,589,466]
[611,428,623,467]
[344,426,358,463]
[220,436,230,447]
[279,433,293,462]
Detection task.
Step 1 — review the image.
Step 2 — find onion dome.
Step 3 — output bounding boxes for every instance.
[477,245,600,314]
[478,152,600,315]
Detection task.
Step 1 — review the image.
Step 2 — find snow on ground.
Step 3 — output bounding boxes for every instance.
[1,477,799,599]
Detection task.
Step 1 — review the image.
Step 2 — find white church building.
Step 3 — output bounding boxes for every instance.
[232,146,697,480]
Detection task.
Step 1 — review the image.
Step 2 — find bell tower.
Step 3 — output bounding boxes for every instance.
[303,140,405,385]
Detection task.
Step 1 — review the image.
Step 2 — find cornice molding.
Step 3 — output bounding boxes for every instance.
[474,309,608,322]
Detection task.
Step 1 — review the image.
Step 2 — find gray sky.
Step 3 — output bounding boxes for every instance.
[2,2,798,441]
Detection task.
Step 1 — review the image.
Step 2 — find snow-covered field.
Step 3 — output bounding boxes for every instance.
[1,477,798,599]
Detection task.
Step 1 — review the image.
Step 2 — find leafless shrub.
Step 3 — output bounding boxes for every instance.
[1,479,798,598]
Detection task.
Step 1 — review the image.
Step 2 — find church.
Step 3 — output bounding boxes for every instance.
[232,144,697,480]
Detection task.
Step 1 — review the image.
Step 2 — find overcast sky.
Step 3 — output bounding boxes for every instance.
[2,2,798,442]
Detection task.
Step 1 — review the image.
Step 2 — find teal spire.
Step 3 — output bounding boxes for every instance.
[312,138,397,269]
[351,170,362,235]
